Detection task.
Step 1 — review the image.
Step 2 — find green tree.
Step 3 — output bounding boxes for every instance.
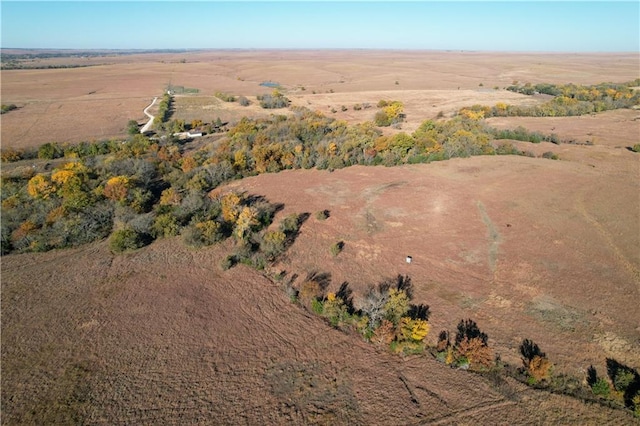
[384,288,410,325]
[127,120,139,135]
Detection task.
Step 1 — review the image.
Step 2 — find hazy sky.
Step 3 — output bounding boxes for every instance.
[1,1,638,52]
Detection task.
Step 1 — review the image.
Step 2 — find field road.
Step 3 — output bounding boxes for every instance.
[140,97,158,133]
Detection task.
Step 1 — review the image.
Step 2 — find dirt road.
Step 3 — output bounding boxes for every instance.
[140,96,157,133]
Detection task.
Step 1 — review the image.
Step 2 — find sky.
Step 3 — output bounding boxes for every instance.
[1,1,638,52]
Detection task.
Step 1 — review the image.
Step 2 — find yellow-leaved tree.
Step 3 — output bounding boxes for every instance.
[221,192,241,223]
[27,174,56,199]
[234,206,258,243]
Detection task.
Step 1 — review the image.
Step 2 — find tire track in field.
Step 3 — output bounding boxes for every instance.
[412,398,516,425]
[477,200,501,277]
[576,192,640,286]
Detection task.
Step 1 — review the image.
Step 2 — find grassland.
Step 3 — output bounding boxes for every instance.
[2,49,639,424]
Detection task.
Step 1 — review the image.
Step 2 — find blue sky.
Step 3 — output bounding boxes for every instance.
[1,1,638,52]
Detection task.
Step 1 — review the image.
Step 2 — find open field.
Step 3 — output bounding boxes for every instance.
[2,50,640,423]
[1,50,639,148]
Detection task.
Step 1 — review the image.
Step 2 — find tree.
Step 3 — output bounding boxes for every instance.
[234,206,258,243]
[520,339,552,381]
[110,227,146,253]
[103,176,130,203]
[38,142,63,159]
[260,230,286,259]
[384,288,409,325]
[127,120,139,135]
[27,174,56,199]
[397,317,429,343]
[221,192,241,223]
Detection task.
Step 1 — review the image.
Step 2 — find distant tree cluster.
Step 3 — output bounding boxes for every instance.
[461,80,640,119]
[257,89,290,109]
[215,92,236,102]
[153,93,173,130]
[374,100,405,127]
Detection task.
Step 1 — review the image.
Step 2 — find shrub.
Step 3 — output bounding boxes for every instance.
[260,230,287,259]
[258,91,290,109]
[374,110,391,127]
[1,147,24,162]
[152,213,179,238]
[215,92,236,102]
[279,213,301,235]
[220,254,235,270]
[299,280,322,308]
[591,378,611,397]
[520,339,552,381]
[315,210,329,220]
[1,103,17,114]
[109,227,146,253]
[612,369,636,392]
[322,293,350,327]
[38,142,63,160]
[311,298,324,315]
[330,241,344,257]
[631,143,640,153]
[542,151,559,160]
[456,337,493,369]
[238,96,250,106]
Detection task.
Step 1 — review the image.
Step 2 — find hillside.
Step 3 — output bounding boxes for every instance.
[2,49,639,423]
[3,142,639,423]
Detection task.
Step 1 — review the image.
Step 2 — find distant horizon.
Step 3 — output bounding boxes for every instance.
[2,47,638,55]
[1,2,638,52]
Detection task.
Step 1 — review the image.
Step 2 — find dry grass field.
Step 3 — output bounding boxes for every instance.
[2,50,640,424]
[1,50,638,148]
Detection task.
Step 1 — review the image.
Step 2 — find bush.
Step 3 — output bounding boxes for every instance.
[591,378,611,397]
[220,254,235,270]
[330,241,343,257]
[1,147,24,162]
[311,298,324,315]
[109,227,146,253]
[631,143,640,153]
[612,369,636,392]
[258,91,290,109]
[315,210,329,220]
[152,213,179,238]
[215,92,236,102]
[238,96,250,106]
[38,142,63,160]
[260,230,287,259]
[1,103,17,114]
[520,339,552,381]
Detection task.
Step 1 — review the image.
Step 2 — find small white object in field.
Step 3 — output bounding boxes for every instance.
[406,256,412,264]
